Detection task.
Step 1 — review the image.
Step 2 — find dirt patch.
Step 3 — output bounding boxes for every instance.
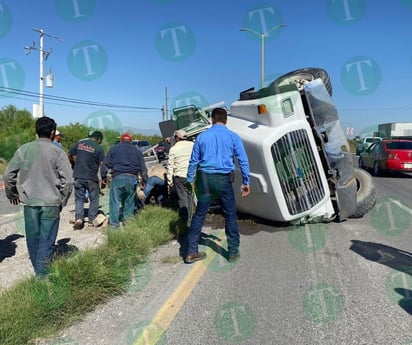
[0,194,107,292]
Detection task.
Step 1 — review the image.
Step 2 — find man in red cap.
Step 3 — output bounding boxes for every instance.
[101,133,147,228]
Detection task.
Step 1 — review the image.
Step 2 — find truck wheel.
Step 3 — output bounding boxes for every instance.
[272,67,332,96]
[350,168,377,218]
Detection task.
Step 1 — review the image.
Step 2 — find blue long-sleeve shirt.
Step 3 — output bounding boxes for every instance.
[186,124,250,185]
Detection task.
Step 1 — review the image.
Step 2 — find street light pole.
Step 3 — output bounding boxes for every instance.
[240,24,287,89]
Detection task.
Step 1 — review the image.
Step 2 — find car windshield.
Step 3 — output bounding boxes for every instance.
[386,141,412,150]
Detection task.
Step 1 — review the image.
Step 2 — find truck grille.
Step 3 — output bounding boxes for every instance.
[271,129,325,215]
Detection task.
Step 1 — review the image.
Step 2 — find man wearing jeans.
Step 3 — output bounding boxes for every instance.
[101,133,148,228]
[185,108,251,264]
[4,116,73,277]
[68,131,105,229]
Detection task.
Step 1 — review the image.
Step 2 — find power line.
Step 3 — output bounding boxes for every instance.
[0,86,161,111]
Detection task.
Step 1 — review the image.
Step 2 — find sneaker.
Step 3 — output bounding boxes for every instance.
[73,219,83,230]
[228,253,240,263]
[185,252,207,264]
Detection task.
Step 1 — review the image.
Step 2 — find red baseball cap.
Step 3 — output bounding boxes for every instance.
[121,133,132,142]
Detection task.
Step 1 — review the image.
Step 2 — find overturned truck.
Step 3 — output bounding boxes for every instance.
[160,68,377,224]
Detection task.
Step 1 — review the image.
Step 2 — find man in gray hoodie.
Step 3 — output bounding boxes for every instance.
[4,116,73,277]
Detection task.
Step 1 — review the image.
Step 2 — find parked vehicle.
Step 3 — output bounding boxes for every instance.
[356,136,382,155]
[159,67,377,224]
[358,139,412,176]
[132,140,151,152]
[153,141,170,161]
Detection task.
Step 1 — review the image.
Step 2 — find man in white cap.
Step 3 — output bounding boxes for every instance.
[53,130,63,149]
[167,129,194,229]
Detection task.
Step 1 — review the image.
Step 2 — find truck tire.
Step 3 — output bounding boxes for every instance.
[272,67,332,96]
[350,168,377,218]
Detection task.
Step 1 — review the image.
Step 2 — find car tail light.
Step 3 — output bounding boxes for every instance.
[388,152,399,160]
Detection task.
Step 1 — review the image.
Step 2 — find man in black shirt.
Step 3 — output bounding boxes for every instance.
[68,131,105,229]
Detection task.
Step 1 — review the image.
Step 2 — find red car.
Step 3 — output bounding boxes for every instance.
[153,141,170,161]
[358,139,412,176]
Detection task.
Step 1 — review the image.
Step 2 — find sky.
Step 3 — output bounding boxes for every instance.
[1,0,412,137]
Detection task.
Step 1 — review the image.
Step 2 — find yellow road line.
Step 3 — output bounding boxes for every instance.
[133,229,224,345]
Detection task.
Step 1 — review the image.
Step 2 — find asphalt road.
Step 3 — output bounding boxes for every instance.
[32,161,412,345]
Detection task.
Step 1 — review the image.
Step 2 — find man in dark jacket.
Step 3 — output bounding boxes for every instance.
[68,131,105,229]
[101,133,148,228]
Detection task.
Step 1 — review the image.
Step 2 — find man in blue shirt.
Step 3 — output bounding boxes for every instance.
[185,107,251,264]
[101,133,148,228]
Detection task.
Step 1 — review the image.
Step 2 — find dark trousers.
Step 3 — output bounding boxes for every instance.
[174,176,193,226]
[74,179,100,223]
[24,206,60,277]
[187,172,239,256]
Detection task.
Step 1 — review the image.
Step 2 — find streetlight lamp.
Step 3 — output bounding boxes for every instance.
[240,24,287,89]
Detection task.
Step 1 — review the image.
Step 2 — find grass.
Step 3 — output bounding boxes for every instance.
[0,206,180,345]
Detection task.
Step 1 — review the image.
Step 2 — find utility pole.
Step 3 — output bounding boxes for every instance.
[24,28,63,117]
[165,86,169,120]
